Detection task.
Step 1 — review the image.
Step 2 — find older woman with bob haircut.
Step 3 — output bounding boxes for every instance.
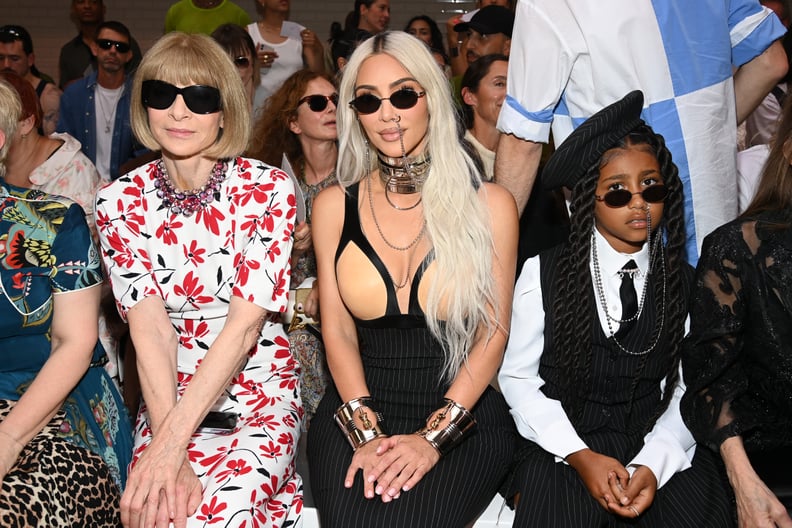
[307,31,518,527]
[0,80,133,525]
[96,32,302,528]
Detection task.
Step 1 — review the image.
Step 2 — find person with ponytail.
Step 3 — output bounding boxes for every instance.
[344,0,390,39]
[499,91,732,527]
[307,30,517,527]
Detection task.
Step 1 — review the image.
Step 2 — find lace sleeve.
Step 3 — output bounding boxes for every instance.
[681,221,753,451]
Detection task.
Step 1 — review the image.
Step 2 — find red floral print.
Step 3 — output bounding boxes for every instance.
[98,158,301,527]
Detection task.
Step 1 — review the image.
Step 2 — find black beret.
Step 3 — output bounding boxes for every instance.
[542,90,646,190]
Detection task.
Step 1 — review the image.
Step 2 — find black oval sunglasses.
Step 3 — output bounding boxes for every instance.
[595,184,669,208]
[298,93,339,112]
[349,88,426,115]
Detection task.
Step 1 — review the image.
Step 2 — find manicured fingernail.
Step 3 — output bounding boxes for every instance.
[388,488,397,497]
[375,485,383,495]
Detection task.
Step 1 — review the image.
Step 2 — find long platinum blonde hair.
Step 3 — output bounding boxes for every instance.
[337,31,498,382]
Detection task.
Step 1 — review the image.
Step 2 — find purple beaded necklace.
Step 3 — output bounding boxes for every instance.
[153,158,227,217]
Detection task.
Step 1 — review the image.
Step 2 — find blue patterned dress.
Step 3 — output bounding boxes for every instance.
[0,182,133,526]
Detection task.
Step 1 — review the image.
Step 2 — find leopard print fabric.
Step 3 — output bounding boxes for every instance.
[0,400,121,527]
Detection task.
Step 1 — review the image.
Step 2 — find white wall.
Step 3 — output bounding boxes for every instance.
[0,0,476,85]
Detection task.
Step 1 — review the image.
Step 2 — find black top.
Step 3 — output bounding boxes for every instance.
[335,182,434,324]
[682,209,792,453]
[308,181,516,527]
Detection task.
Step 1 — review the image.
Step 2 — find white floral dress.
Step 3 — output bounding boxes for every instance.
[96,157,303,527]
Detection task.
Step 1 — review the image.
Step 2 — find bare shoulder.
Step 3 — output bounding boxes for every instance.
[313,183,346,212]
[312,184,347,233]
[479,182,518,217]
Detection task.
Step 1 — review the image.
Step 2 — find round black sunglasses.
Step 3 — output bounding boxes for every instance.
[141,80,222,115]
[233,56,251,68]
[298,93,339,112]
[349,88,426,115]
[595,184,669,208]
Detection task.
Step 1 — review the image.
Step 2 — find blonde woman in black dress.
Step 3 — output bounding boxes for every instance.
[307,30,518,527]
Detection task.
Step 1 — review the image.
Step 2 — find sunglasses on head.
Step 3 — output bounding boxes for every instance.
[595,184,669,208]
[349,88,426,115]
[141,80,222,114]
[96,38,131,54]
[0,27,23,40]
[298,93,339,112]
[233,56,250,68]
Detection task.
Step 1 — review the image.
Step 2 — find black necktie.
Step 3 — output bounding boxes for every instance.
[616,259,638,338]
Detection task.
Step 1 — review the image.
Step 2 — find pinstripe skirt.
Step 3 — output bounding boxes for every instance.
[307,325,518,528]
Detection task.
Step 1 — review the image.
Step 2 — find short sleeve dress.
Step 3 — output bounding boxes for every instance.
[96,157,303,527]
[0,182,133,526]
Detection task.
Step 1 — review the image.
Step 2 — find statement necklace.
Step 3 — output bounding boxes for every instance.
[377,119,430,210]
[153,158,227,217]
[377,150,431,193]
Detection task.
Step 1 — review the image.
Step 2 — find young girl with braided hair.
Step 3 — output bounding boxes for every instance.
[499,91,732,527]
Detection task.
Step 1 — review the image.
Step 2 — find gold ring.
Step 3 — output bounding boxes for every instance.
[628,505,639,517]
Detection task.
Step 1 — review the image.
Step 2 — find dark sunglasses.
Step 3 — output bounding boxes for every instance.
[96,38,131,54]
[298,93,339,112]
[349,88,426,114]
[141,80,222,114]
[596,184,669,208]
[233,56,250,68]
[0,27,24,40]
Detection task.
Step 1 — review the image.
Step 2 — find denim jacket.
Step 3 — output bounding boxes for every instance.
[57,72,141,181]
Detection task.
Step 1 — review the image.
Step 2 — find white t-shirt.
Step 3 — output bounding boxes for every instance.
[247,21,305,113]
[94,84,123,181]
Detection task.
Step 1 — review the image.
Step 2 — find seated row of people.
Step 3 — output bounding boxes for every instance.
[0,27,790,528]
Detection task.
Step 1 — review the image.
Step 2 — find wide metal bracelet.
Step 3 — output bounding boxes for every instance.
[416,398,476,457]
[334,397,387,451]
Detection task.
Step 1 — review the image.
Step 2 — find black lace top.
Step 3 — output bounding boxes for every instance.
[681,209,792,453]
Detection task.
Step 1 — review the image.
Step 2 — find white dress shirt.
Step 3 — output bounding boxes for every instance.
[498,229,696,488]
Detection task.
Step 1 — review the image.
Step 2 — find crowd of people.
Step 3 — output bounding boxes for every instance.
[1,0,791,527]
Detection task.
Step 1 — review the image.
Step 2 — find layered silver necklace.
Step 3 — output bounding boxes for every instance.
[367,118,429,289]
[590,209,666,356]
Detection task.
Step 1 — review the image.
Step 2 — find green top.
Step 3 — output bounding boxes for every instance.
[164,0,252,35]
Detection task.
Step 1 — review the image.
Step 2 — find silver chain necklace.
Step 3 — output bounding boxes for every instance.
[590,211,666,356]
[366,175,426,252]
[366,177,425,289]
[95,85,121,134]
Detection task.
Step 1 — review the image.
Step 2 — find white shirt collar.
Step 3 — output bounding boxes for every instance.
[591,227,650,280]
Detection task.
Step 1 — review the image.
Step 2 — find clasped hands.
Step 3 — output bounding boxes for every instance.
[567,448,657,519]
[120,437,202,528]
[344,434,440,503]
